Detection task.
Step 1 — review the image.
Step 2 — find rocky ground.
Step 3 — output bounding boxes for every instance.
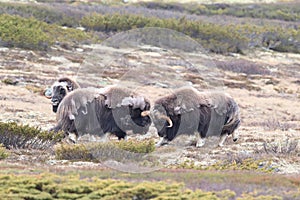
[0,40,299,175]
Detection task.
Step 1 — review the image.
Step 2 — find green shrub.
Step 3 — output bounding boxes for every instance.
[81,12,300,54]
[0,144,9,159]
[1,3,299,54]
[0,14,54,50]
[114,139,155,154]
[178,156,276,173]
[138,2,300,22]
[0,173,233,199]
[0,2,79,27]
[0,122,63,150]
[55,139,156,163]
[0,14,93,50]
[208,158,275,172]
[81,13,249,54]
[55,143,92,161]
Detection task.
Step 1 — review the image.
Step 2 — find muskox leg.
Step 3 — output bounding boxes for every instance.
[232,130,239,142]
[123,135,128,141]
[155,137,169,147]
[195,132,206,148]
[100,132,111,142]
[218,134,228,147]
[49,124,62,133]
[68,132,78,144]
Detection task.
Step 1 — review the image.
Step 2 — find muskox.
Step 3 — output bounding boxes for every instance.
[149,87,240,147]
[45,77,80,113]
[50,86,151,141]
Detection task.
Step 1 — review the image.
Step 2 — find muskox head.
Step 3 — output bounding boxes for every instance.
[97,87,152,139]
[46,77,80,113]
[149,88,212,145]
[151,94,182,142]
[120,96,151,129]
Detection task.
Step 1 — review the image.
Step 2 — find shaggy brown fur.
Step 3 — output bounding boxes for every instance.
[153,87,240,147]
[50,86,151,140]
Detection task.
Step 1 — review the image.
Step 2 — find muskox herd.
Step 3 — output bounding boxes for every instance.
[46,77,240,147]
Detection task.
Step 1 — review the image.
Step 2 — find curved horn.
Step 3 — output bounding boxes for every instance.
[158,114,173,128]
[141,110,150,117]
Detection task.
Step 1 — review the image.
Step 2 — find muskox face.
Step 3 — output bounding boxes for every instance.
[152,95,181,141]
[129,102,151,130]
[97,92,152,139]
[51,83,69,113]
[117,96,152,134]
[153,92,204,142]
[45,78,80,113]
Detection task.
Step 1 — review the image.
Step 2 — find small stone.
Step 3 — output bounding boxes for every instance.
[76,48,84,52]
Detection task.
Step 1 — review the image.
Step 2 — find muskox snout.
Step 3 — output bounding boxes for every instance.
[51,98,60,113]
[157,131,164,138]
[51,99,59,106]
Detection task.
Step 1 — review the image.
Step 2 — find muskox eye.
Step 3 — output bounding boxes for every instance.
[60,88,66,95]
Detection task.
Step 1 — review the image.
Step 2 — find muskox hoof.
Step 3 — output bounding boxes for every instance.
[196,138,206,148]
[218,143,224,147]
[155,142,169,147]
[155,137,169,147]
[232,132,239,143]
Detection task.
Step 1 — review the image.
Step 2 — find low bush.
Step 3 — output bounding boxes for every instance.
[0,172,298,199]
[55,139,155,162]
[215,59,271,75]
[0,173,232,199]
[0,144,9,159]
[0,2,80,27]
[210,158,276,173]
[255,138,299,156]
[0,14,93,50]
[138,2,300,22]
[81,12,299,54]
[0,14,53,50]
[178,153,276,173]
[81,13,249,54]
[0,2,299,54]
[115,139,155,154]
[0,122,63,150]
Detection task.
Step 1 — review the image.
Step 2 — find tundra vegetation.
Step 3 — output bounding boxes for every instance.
[0,122,63,150]
[0,0,299,199]
[0,1,299,53]
[1,172,294,200]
